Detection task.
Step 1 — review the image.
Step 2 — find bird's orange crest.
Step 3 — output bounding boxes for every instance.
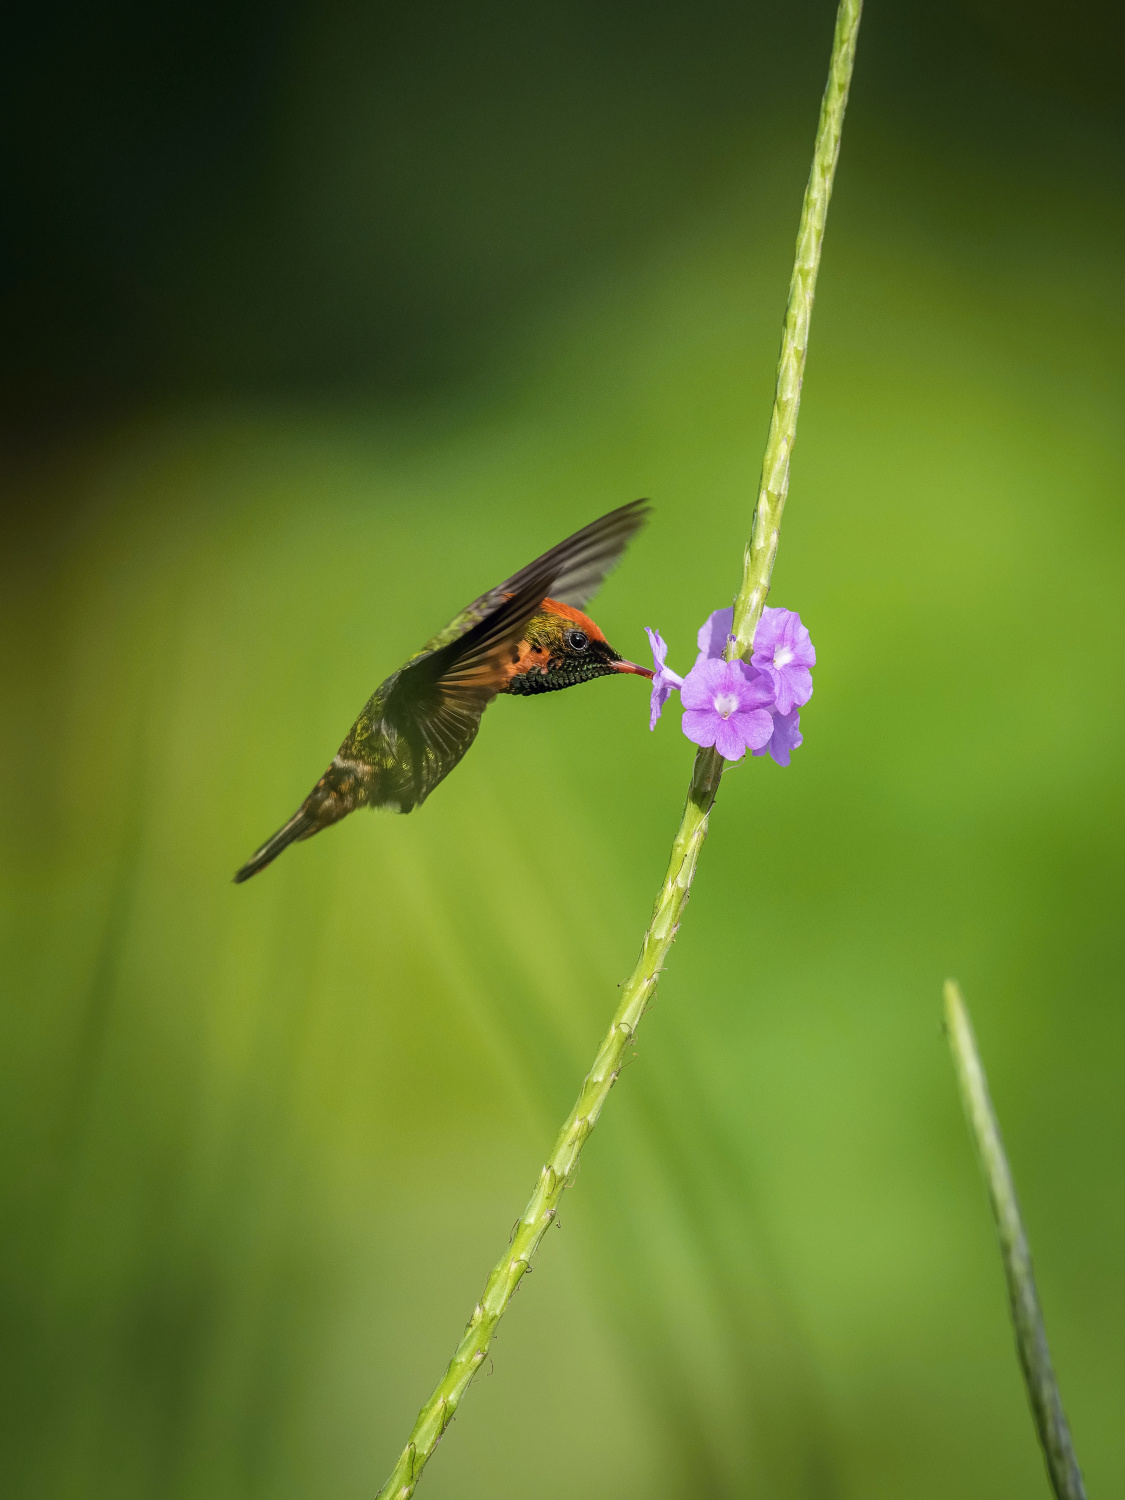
[539,598,609,641]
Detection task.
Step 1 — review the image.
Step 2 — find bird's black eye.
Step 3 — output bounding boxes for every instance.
[566,629,589,651]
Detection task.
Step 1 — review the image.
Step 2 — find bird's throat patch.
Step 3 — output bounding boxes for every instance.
[506,661,616,694]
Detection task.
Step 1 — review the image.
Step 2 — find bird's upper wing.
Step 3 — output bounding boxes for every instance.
[485,496,651,611]
[383,500,649,804]
[420,498,650,654]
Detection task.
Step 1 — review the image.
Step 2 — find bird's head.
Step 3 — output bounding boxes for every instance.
[505,599,653,696]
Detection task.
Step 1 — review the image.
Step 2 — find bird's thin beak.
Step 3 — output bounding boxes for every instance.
[610,659,654,679]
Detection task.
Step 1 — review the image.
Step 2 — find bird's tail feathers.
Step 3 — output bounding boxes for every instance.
[232,806,319,883]
[233,756,371,883]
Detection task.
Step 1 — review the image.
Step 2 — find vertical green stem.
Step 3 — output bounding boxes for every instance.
[943,981,1087,1500]
[376,6,862,1496]
[730,0,862,659]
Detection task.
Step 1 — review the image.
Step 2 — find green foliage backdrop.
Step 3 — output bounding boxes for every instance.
[3,3,1123,1497]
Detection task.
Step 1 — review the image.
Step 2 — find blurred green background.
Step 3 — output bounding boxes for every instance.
[3,1,1124,1496]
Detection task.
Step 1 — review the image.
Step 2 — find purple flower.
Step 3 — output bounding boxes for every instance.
[753,707,803,767]
[680,657,776,761]
[751,607,815,716]
[645,627,685,732]
[696,606,734,661]
[646,604,814,767]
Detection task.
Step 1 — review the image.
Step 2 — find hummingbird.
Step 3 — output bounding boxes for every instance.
[233,499,653,882]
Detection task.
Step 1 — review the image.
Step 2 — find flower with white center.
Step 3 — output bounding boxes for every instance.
[750,606,815,715]
[679,657,776,761]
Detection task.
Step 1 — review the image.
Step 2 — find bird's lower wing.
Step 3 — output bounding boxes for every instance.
[384,567,560,804]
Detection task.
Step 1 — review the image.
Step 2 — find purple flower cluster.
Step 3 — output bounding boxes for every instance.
[646,606,814,765]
